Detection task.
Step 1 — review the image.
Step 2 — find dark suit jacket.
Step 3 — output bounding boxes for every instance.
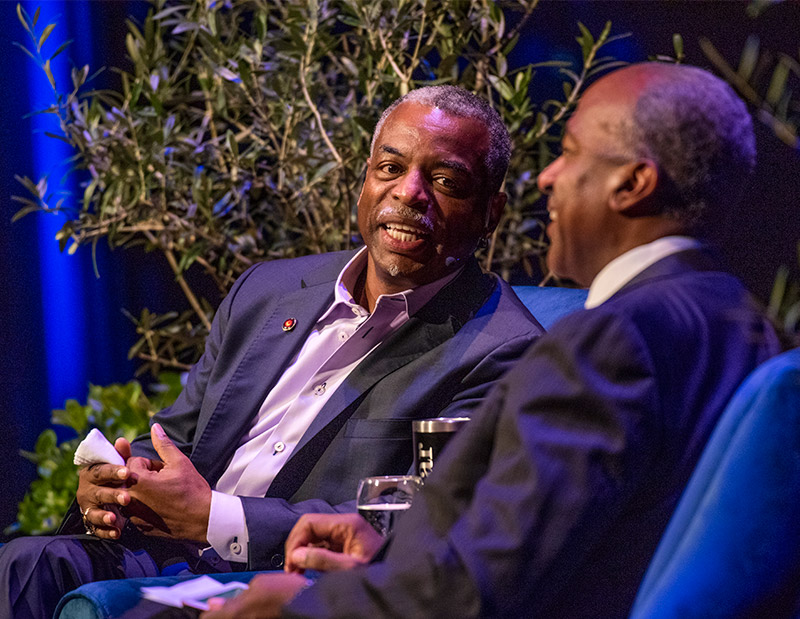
[130,250,543,568]
[286,248,781,618]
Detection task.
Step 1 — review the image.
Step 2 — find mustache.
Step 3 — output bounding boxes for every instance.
[377,205,434,234]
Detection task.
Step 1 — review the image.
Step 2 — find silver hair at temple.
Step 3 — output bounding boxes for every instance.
[371,85,512,193]
[628,64,756,226]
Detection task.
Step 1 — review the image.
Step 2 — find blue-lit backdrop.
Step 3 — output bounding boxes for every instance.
[0,1,153,534]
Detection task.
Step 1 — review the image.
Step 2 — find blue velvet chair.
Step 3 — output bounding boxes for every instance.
[54,286,588,618]
[511,285,588,329]
[630,347,800,618]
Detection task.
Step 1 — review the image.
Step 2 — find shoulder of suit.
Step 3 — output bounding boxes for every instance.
[234,250,356,286]
[491,275,542,327]
[454,272,545,338]
[248,250,355,273]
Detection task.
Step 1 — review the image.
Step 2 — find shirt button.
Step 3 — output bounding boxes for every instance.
[351,307,361,316]
[273,441,285,454]
[338,331,348,341]
[230,542,242,555]
[313,383,326,396]
[271,554,284,568]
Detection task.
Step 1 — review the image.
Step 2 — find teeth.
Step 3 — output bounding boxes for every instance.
[385,224,425,243]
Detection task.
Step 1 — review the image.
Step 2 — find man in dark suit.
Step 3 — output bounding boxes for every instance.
[0,87,543,618]
[202,63,782,618]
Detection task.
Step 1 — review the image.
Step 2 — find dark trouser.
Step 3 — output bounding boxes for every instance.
[0,534,161,619]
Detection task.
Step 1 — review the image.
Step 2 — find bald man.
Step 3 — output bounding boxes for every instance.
[205,63,781,619]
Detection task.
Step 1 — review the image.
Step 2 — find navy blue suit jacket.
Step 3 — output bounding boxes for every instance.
[286,248,781,618]
[131,250,543,568]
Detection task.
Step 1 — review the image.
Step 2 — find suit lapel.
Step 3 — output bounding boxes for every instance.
[280,258,496,471]
[193,253,353,484]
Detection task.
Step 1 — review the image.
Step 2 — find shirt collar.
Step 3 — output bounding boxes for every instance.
[330,246,463,317]
[585,236,702,309]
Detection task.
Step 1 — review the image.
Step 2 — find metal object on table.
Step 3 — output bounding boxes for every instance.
[412,417,470,480]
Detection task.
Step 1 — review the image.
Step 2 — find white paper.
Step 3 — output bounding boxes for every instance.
[73,428,125,467]
[141,575,248,609]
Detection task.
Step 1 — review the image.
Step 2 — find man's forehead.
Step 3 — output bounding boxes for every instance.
[375,103,489,162]
[569,93,631,138]
[383,102,487,137]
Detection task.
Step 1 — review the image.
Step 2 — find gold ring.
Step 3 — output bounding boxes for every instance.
[80,505,96,536]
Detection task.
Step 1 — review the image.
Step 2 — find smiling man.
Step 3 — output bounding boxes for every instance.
[201,63,781,619]
[0,86,543,619]
[358,100,506,298]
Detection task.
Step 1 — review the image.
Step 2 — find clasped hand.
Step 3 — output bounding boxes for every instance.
[76,423,212,542]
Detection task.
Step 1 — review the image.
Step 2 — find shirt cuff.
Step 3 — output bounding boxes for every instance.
[207,491,249,563]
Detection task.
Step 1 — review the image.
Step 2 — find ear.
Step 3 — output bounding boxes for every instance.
[608,159,659,216]
[484,191,507,235]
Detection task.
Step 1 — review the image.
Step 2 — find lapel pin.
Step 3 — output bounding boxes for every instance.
[282,318,297,332]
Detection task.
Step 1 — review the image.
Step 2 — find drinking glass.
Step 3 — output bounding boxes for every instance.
[356,475,422,536]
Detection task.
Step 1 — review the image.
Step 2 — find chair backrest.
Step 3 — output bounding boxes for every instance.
[512,286,587,329]
[629,348,800,618]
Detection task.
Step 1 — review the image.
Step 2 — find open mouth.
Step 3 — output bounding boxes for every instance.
[382,223,429,243]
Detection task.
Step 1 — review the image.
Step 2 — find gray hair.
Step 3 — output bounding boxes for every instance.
[627,64,756,226]
[371,85,512,193]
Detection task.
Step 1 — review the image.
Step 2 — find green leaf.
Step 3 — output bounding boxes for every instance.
[672,33,684,61]
[598,21,613,45]
[11,204,41,223]
[488,75,514,102]
[43,58,56,90]
[125,32,141,67]
[38,23,56,51]
[16,4,30,32]
[226,129,239,158]
[576,22,594,61]
[340,56,358,77]
[217,67,241,83]
[12,41,37,63]
[50,39,73,62]
[737,35,759,82]
[152,5,186,20]
[496,54,507,78]
[766,59,790,107]
[309,160,338,186]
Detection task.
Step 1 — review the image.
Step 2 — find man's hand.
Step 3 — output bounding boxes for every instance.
[75,437,136,539]
[284,513,384,574]
[201,573,311,619]
[124,423,212,542]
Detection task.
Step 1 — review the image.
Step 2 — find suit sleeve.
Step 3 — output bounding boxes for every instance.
[129,264,262,460]
[284,310,662,618]
[239,328,541,569]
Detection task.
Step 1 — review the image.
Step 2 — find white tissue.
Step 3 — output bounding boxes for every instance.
[73,428,126,467]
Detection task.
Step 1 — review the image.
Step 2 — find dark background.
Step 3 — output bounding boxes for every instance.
[0,0,798,536]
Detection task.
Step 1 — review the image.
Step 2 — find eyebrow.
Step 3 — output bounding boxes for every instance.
[377,146,472,175]
[438,160,470,174]
[378,145,404,157]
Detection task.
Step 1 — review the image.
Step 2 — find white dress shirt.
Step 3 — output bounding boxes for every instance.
[207,248,460,561]
[585,236,701,309]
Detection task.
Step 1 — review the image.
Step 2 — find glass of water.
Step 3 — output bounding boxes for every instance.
[356,475,422,537]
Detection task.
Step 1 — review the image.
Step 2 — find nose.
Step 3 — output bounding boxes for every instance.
[536,157,560,195]
[393,168,432,210]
